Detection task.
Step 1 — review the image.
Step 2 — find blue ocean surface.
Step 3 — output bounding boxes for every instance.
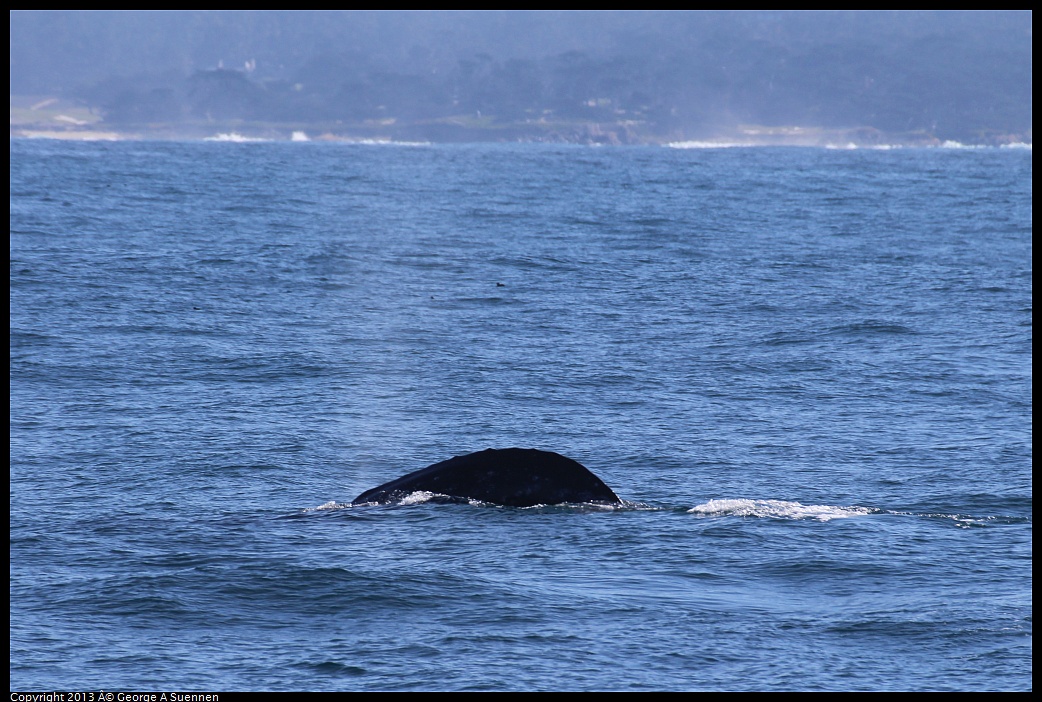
[9,138,1032,691]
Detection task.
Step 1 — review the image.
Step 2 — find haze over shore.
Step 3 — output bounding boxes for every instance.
[10,10,1032,146]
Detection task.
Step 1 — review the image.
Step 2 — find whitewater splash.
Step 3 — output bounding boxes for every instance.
[307,491,462,509]
[304,500,346,512]
[305,496,1007,526]
[204,132,271,143]
[309,491,631,511]
[688,498,875,521]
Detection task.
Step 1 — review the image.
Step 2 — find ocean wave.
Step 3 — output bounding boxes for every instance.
[940,140,988,150]
[203,132,271,142]
[303,500,349,512]
[688,498,875,521]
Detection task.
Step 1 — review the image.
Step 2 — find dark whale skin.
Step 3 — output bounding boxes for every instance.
[352,448,621,507]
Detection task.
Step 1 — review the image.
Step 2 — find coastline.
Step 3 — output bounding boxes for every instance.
[11,125,1031,150]
[9,106,1031,150]
[11,95,1030,148]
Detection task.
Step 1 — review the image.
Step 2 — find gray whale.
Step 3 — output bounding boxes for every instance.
[352,447,621,507]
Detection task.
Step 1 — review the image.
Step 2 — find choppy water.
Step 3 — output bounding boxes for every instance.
[10,138,1032,691]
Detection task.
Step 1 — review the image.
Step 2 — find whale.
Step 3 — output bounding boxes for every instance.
[352,447,621,507]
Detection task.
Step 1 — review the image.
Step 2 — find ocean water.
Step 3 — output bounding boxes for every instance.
[9,138,1032,691]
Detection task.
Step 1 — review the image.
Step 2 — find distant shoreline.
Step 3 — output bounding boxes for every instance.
[10,124,1031,150]
[10,93,1031,148]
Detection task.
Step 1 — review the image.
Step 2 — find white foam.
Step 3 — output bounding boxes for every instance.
[399,490,438,505]
[203,132,270,143]
[939,140,987,150]
[688,498,873,521]
[304,500,347,512]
